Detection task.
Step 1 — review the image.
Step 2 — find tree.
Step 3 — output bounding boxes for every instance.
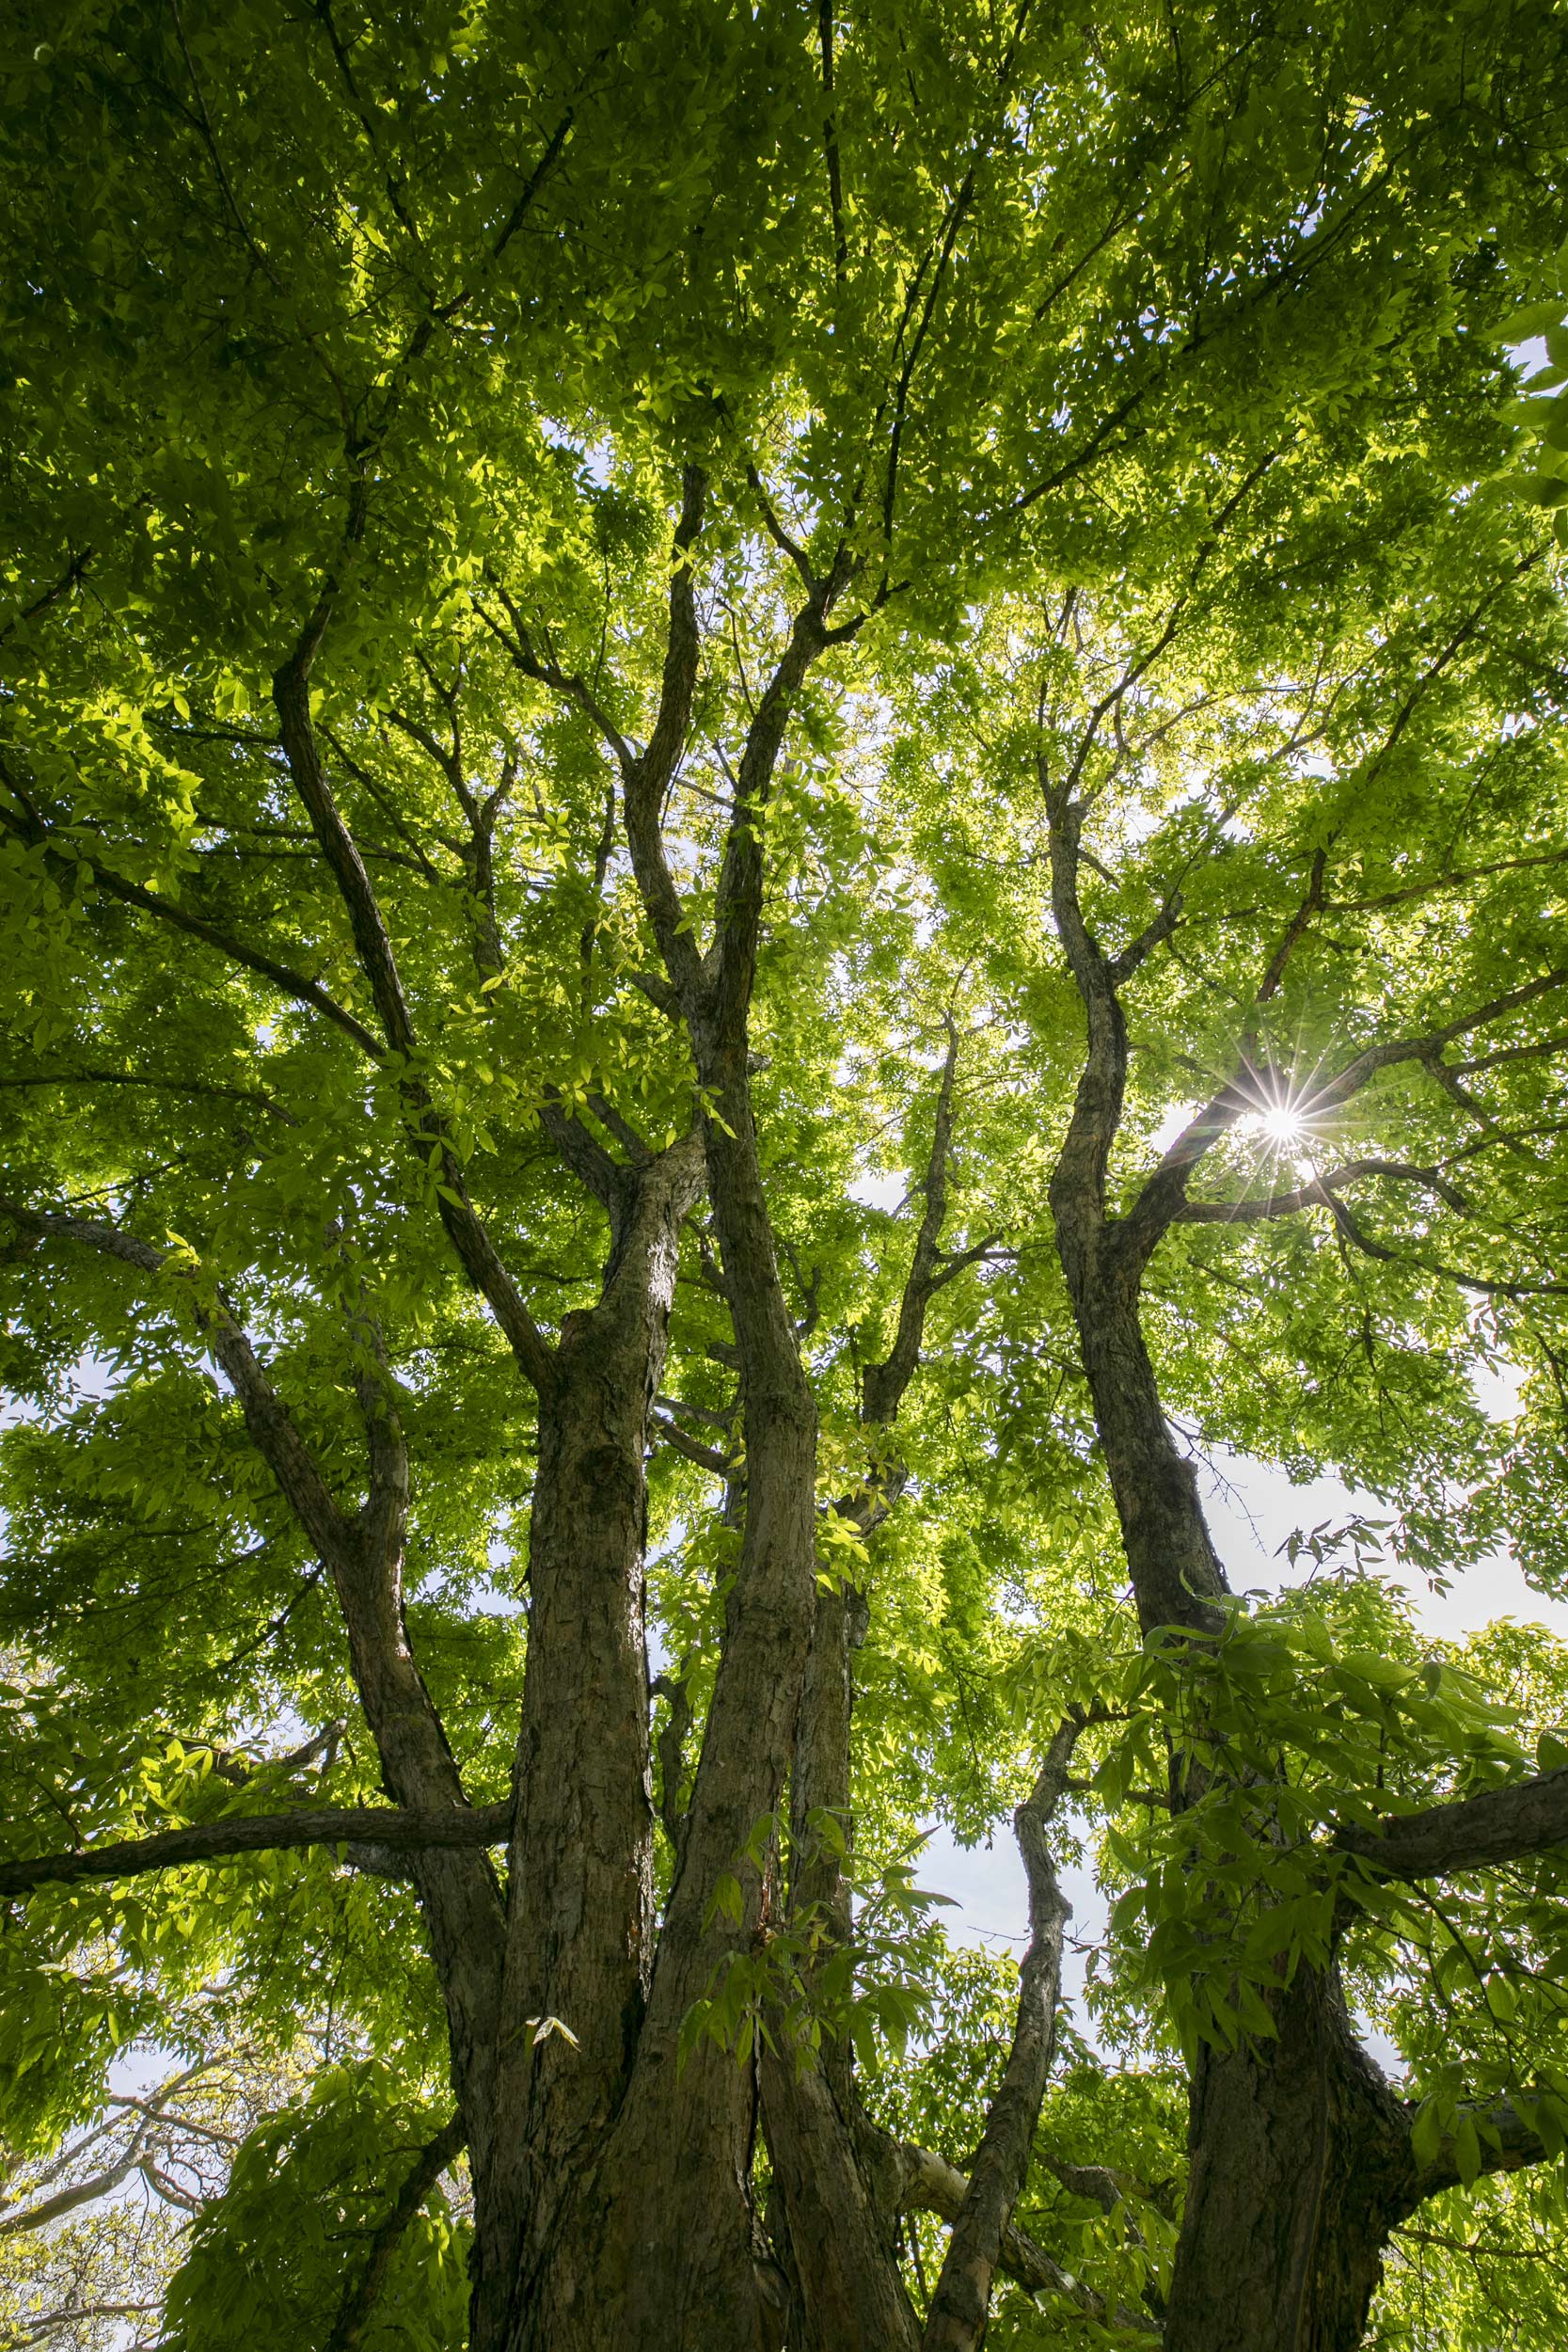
[3,2,1568,2347]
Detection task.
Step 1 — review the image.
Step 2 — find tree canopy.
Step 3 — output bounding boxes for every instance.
[3,4,1568,2348]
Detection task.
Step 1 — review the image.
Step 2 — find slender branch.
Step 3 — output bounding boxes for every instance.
[620,466,710,1005]
[862,1018,964,1429]
[479,574,633,767]
[817,0,847,282]
[0,797,381,1058]
[746,465,818,594]
[0,1069,298,1125]
[1313,1182,1567,1301]
[898,2142,1134,2327]
[1174,1158,1471,1224]
[0,1200,350,1557]
[0,2129,157,2236]
[1326,843,1568,916]
[0,1802,513,1900]
[922,1712,1090,2352]
[269,653,554,1390]
[1253,846,1327,1005]
[1120,963,1568,1270]
[0,548,92,648]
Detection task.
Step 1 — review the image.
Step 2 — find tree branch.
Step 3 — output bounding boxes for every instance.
[0,1802,513,1900]
[0,796,381,1058]
[898,2140,1154,2332]
[1174,1158,1471,1224]
[922,1712,1090,2352]
[1120,963,1568,1272]
[1338,1767,1568,1883]
[267,655,555,1391]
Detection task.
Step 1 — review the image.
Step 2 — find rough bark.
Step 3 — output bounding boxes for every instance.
[481,478,834,2351]
[1038,779,1544,2352]
[922,1718,1081,2352]
[1164,1972,1420,2352]
[759,2052,922,2352]
[476,1136,704,2347]
[761,1025,990,2351]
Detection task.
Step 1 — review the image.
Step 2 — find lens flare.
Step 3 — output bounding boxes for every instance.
[1259,1104,1305,1148]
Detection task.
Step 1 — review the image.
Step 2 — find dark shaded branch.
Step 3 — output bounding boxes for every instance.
[0,1802,513,1899]
[746,464,818,595]
[651,1670,694,1864]
[325,2111,467,2352]
[479,575,633,767]
[0,1069,298,1125]
[1327,842,1568,916]
[1,1200,350,1558]
[652,1412,735,1476]
[862,1019,965,1432]
[273,659,419,1058]
[1338,1768,1568,1882]
[1307,966,1568,1115]
[0,548,92,648]
[268,655,554,1391]
[0,797,381,1059]
[817,0,847,282]
[1253,847,1327,1005]
[1313,1182,1567,1301]
[1175,1158,1471,1224]
[617,467,709,1003]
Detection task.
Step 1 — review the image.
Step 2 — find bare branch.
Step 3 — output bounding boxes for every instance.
[923,1711,1092,2352]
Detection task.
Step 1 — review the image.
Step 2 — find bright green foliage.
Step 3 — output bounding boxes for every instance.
[160,2061,469,2352]
[2,0,1568,2342]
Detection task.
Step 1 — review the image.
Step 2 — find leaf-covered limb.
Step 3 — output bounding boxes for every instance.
[324,2109,467,2352]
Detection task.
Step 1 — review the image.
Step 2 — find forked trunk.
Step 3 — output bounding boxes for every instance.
[502,2040,770,2352]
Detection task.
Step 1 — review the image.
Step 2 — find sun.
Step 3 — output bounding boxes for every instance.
[1259,1104,1306,1149]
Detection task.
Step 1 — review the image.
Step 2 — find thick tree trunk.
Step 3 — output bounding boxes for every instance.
[1164,1966,1418,2352]
[762,2047,922,2352]
[1039,803,1417,2352]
